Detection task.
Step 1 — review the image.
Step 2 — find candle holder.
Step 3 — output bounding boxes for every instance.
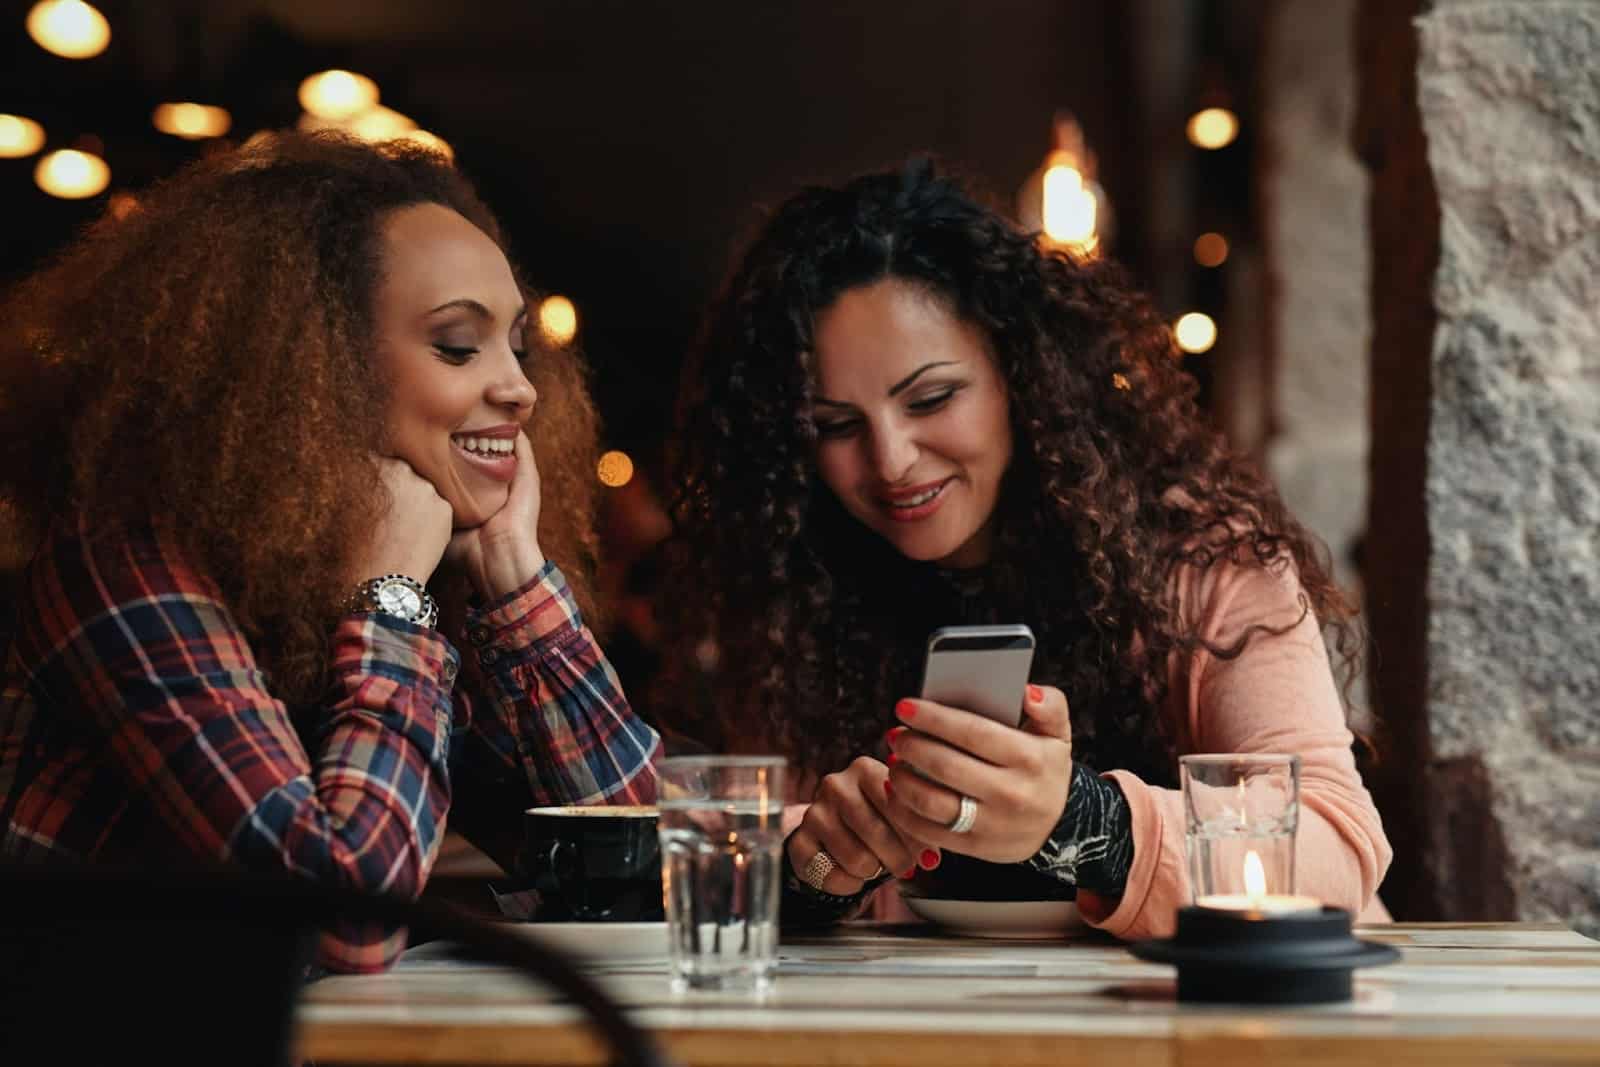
[1130,904,1398,1004]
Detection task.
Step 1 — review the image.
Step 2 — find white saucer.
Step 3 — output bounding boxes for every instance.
[500,921,669,962]
[899,894,1085,938]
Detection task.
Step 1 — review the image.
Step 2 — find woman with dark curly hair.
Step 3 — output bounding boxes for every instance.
[666,159,1390,937]
[0,132,659,971]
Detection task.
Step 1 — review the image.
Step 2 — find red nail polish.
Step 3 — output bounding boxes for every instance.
[1027,684,1044,702]
[886,726,906,748]
[883,778,894,798]
[920,849,940,870]
[886,752,900,769]
[900,868,916,880]
[896,699,917,720]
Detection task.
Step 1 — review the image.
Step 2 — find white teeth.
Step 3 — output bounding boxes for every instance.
[454,436,513,456]
[889,483,944,509]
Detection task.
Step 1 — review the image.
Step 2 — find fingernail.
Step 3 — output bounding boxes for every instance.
[896,699,917,720]
[900,868,916,880]
[886,752,900,768]
[886,726,906,748]
[883,778,894,798]
[1027,684,1044,702]
[919,849,940,870]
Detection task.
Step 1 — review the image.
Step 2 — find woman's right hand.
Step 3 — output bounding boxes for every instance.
[356,457,453,584]
[785,757,940,896]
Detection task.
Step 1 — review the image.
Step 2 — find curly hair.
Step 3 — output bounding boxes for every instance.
[0,131,603,701]
[664,158,1360,784]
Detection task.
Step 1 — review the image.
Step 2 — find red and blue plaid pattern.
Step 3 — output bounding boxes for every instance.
[0,516,659,972]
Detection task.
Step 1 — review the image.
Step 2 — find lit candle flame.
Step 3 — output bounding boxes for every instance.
[1243,849,1267,905]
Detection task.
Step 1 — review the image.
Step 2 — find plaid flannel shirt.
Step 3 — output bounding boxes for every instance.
[0,516,660,972]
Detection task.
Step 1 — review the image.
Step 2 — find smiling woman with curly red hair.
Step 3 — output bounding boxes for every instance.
[665,159,1390,938]
[0,132,659,972]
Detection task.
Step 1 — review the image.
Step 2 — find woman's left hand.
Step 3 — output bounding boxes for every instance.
[444,430,547,600]
[882,684,1073,864]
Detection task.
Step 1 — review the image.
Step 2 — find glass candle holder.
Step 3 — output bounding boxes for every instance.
[1181,754,1316,913]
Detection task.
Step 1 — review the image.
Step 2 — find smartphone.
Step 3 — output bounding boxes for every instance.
[918,624,1036,729]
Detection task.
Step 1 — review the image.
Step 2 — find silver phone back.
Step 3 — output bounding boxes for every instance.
[919,627,1035,728]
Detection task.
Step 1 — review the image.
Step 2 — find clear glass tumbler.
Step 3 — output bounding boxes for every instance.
[658,755,786,993]
[1181,754,1301,903]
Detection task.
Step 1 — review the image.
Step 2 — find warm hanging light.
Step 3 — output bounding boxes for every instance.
[26,0,110,59]
[348,106,415,142]
[297,70,379,121]
[152,102,231,140]
[597,451,635,488]
[1187,107,1239,150]
[1018,112,1111,257]
[0,114,47,158]
[538,295,578,346]
[1174,312,1218,354]
[35,148,110,199]
[1193,232,1229,267]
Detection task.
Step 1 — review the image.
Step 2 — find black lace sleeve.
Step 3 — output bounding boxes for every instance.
[1024,762,1135,896]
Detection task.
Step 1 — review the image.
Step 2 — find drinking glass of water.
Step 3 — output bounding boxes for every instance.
[658,755,786,994]
[1181,754,1301,904]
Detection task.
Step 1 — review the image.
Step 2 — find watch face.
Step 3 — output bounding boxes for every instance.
[377,581,423,619]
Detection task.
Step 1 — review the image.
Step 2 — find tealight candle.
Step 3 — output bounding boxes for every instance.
[1194,850,1320,916]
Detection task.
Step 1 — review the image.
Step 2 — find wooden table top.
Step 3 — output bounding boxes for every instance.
[296,921,1600,1066]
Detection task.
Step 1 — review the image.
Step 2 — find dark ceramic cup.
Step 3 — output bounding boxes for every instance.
[517,805,664,922]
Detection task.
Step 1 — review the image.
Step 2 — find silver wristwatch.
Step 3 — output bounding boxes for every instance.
[350,573,438,629]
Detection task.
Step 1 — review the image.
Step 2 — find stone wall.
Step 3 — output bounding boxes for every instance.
[1366,0,1600,936]
[1417,0,1600,938]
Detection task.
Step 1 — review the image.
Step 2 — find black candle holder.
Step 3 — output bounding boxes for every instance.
[1129,905,1398,1005]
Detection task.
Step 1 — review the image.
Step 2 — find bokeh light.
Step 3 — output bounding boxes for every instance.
[597,451,635,488]
[34,148,110,199]
[0,114,47,158]
[539,295,578,346]
[1193,232,1230,267]
[297,70,379,121]
[1186,107,1239,150]
[1174,312,1218,355]
[152,103,231,140]
[26,1,110,59]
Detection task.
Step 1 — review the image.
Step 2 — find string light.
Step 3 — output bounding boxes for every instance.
[1174,312,1218,355]
[297,70,379,121]
[1193,232,1230,267]
[1041,162,1099,255]
[0,114,47,158]
[152,103,231,140]
[597,451,635,488]
[1187,107,1239,150]
[538,296,578,346]
[35,148,110,199]
[26,0,110,59]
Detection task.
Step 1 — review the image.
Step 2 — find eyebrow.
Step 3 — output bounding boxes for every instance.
[427,298,529,324]
[813,361,960,409]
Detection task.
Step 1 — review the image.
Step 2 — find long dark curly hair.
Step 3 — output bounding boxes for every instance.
[664,159,1360,785]
[0,131,603,702]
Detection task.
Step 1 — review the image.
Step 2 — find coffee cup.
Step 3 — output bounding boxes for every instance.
[517,805,664,922]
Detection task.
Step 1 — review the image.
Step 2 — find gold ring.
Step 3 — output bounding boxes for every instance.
[800,848,836,890]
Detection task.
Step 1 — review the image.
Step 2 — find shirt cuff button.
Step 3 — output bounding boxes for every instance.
[479,648,499,666]
[468,626,492,646]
